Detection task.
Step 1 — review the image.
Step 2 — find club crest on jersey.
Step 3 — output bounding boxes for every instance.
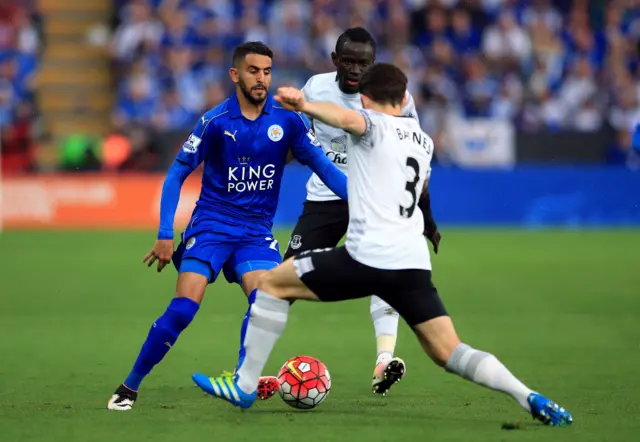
[186,236,196,250]
[182,134,202,153]
[289,235,302,250]
[330,134,347,153]
[268,124,284,142]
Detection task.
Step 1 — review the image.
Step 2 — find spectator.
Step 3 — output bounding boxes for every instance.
[110,0,162,64]
[447,8,481,54]
[521,0,563,33]
[462,55,500,117]
[152,86,195,131]
[103,0,640,168]
[559,56,598,115]
[482,9,532,68]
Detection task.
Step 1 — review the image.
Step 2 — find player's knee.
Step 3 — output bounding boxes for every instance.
[256,270,286,299]
[175,270,209,304]
[241,270,268,295]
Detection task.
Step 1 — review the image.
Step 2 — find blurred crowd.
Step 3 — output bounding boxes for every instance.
[110,0,640,152]
[0,0,42,171]
[1,0,639,173]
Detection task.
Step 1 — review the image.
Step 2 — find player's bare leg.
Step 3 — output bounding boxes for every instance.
[370,295,405,395]
[107,270,207,411]
[192,258,313,408]
[411,316,573,426]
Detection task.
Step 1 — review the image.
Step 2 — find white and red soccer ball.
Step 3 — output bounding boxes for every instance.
[277,356,331,409]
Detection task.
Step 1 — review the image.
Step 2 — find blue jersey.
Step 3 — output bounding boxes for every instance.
[156,93,346,285]
[157,93,347,239]
[172,94,345,231]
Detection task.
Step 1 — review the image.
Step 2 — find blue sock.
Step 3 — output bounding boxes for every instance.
[235,289,257,373]
[124,297,199,391]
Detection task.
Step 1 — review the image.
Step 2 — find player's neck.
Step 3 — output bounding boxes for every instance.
[368,103,402,116]
[236,91,266,120]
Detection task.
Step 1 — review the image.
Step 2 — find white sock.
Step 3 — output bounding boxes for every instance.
[445,343,534,412]
[235,290,289,394]
[370,295,399,364]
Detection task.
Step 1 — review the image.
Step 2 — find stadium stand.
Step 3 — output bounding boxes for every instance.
[105,0,639,170]
[2,0,639,172]
[0,0,43,172]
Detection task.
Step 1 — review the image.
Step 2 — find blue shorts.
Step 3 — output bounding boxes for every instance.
[172,214,281,284]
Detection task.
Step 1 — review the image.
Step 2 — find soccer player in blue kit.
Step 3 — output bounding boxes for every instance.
[107,42,347,411]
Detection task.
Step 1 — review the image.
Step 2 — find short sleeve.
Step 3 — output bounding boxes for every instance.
[357,109,384,142]
[301,77,313,102]
[402,91,420,125]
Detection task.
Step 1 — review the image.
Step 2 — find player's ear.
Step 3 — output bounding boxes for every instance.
[331,52,339,68]
[401,93,407,108]
[228,67,239,84]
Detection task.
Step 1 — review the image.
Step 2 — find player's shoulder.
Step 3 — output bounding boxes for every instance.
[361,109,390,127]
[401,91,417,118]
[200,99,232,126]
[270,104,311,130]
[303,72,337,97]
[306,72,336,88]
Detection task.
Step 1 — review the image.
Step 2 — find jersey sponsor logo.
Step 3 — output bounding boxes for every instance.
[326,151,347,165]
[289,234,302,250]
[186,236,196,250]
[268,124,284,142]
[227,163,276,193]
[306,129,320,146]
[182,134,202,153]
[224,130,238,142]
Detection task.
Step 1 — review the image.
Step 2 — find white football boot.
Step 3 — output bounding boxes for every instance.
[107,384,137,411]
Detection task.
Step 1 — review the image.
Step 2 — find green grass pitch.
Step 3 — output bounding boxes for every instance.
[1,229,639,441]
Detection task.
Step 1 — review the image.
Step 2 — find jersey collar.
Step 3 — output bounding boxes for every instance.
[228,93,274,119]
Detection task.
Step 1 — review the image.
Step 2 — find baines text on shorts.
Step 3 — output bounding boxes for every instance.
[227,163,276,193]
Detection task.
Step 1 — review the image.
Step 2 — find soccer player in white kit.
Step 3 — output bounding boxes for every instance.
[193,63,573,427]
[283,27,442,396]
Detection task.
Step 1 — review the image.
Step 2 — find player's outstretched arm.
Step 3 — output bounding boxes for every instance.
[287,109,348,200]
[302,101,367,136]
[143,159,194,272]
[157,160,194,240]
[275,87,367,136]
[301,144,348,200]
[145,113,210,271]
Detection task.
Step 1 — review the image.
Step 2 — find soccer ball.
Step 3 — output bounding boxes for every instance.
[277,356,331,409]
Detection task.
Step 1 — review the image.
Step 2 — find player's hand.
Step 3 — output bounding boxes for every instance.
[427,230,442,254]
[274,87,305,111]
[143,240,174,272]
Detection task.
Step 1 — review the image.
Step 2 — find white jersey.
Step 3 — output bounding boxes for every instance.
[345,110,434,271]
[302,72,420,202]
